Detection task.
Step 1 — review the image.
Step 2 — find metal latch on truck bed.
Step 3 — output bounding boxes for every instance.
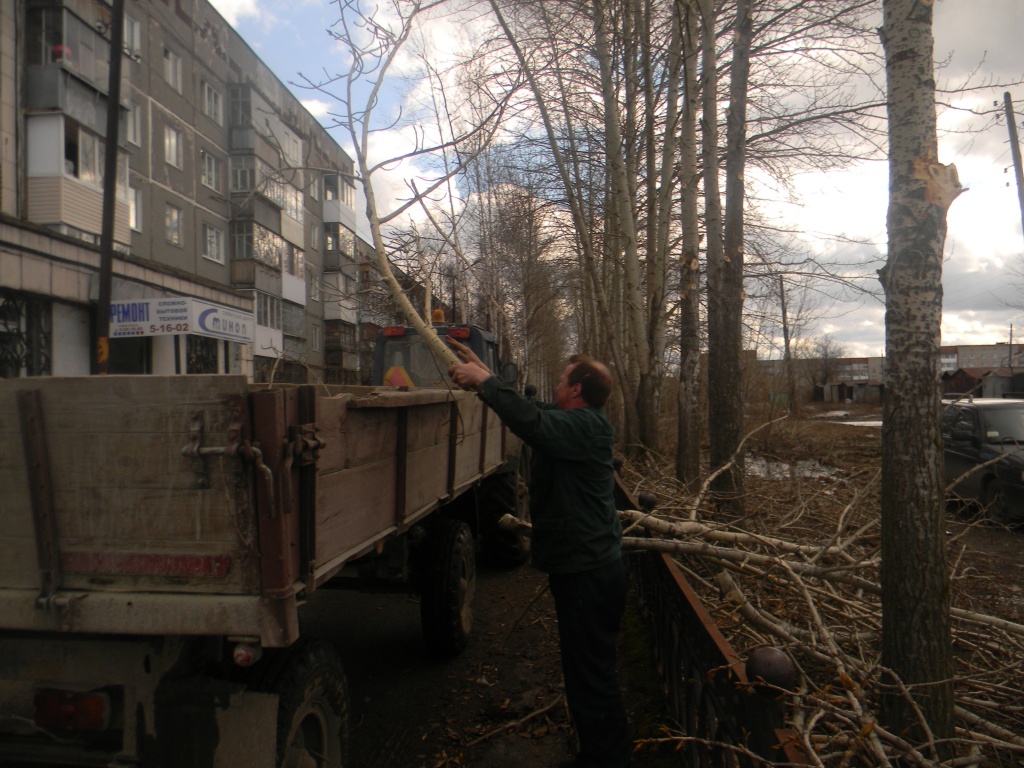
[182,406,276,514]
[279,424,325,516]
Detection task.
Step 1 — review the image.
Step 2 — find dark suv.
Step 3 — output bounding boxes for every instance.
[941,396,1024,524]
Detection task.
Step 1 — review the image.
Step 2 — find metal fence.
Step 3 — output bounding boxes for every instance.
[629,549,807,767]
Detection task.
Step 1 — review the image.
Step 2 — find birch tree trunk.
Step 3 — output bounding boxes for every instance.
[677,0,702,489]
[707,0,751,517]
[879,0,959,747]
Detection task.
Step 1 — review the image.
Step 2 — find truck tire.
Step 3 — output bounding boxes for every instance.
[250,638,350,768]
[479,449,531,567]
[420,519,476,659]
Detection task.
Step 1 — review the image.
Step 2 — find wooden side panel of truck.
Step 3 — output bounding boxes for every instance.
[0,367,516,766]
[0,375,506,646]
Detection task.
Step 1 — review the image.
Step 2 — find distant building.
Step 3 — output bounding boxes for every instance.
[950,343,1024,371]
[1,0,369,383]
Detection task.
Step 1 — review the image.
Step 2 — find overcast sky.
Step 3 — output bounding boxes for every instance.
[209,0,1024,359]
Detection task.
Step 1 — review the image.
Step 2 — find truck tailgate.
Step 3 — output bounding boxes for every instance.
[0,375,261,609]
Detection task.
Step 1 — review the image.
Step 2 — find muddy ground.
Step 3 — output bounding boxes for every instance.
[306,406,1023,767]
[302,561,679,768]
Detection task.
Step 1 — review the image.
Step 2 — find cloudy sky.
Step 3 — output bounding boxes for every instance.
[209,0,1024,359]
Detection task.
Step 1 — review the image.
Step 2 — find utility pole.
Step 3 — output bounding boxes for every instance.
[96,0,125,374]
[1004,92,1024,248]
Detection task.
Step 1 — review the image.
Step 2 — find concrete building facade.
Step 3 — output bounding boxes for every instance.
[1,0,363,383]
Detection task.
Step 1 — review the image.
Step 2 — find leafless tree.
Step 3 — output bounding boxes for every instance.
[878,0,960,747]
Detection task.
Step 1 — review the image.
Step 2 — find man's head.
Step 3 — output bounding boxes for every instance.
[555,354,612,410]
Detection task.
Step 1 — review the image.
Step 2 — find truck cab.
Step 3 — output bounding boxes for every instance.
[372,313,518,388]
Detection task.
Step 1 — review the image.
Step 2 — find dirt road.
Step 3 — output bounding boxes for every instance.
[299,561,677,767]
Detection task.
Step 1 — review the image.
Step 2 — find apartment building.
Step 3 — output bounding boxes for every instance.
[1,0,364,383]
[950,342,1024,371]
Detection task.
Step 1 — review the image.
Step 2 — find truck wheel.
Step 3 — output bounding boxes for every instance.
[984,480,1013,525]
[479,449,531,567]
[252,638,350,768]
[420,519,476,659]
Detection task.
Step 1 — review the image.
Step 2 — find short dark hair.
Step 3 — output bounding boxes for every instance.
[568,354,612,408]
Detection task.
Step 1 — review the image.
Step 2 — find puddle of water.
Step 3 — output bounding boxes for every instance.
[745,454,845,480]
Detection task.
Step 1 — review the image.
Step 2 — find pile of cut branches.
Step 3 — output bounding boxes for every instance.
[616,435,1024,768]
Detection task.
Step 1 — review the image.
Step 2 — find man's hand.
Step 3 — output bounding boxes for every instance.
[446,337,491,373]
[448,360,491,392]
[446,337,493,392]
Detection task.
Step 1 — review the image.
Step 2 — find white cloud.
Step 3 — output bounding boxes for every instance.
[207,0,262,27]
[301,99,332,119]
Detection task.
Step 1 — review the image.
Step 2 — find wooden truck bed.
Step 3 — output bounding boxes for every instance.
[0,375,506,647]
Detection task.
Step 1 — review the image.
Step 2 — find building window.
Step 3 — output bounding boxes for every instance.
[338,321,356,349]
[231,220,289,270]
[164,126,182,168]
[62,118,128,198]
[165,204,181,245]
[129,185,141,231]
[201,151,221,191]
[283,244,304,278]
[323,174,338,200]
[312,325,321,352]
[309,172,319,201]
[75,128,100,186]
[255,291,282,330]
[0,289,51,378]
[202,223,224,263]
[324,223,354,257]
[124,14,141,56]
[310,269,321,302]
[125,98,141,145]
[229,85,251,127]
[231,155,254,191]
[187,335,219,374]
[202,81,223,125]
[162,47,182,92]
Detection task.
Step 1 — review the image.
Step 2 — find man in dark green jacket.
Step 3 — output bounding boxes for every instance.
[448,340,631,768]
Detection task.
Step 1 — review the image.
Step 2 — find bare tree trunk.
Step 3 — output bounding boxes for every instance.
[638,0,680,456]
[592,0,650,449]
[879,0,959,749]
[707,0,751,517]
[677,0,702,489]
[779,275,799,417]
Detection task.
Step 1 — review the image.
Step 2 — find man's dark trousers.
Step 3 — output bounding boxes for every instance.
[549,557,631,768]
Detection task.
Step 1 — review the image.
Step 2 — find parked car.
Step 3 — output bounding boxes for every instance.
[941,396,1024,525]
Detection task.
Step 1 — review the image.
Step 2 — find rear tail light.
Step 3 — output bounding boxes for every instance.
[35,689,111,732]
[446,327,470,339]
[382,326,406,336]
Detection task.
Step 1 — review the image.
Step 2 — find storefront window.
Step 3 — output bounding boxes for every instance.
[0,289,51,378]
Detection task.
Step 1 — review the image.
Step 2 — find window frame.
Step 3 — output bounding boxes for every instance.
[129,185,142,231]
[202,222,224,264]
[164,125,182,168]
[162,47,182,93]
[201,81,223,125]
[201,150,221,192]
[310,268,321,302]
[165,203,182,246]
[124,14,141,55]
[125,97,142,145]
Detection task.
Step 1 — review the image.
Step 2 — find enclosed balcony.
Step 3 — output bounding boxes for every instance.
[26,113,130,245]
